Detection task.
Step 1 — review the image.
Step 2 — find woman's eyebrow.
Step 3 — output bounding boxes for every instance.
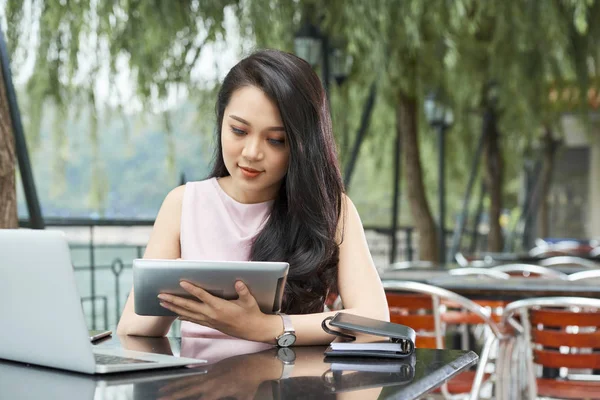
[228,115,285,132]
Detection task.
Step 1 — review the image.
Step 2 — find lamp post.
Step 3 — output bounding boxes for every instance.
[0,27,44,229]
[294,21,351,97]
[424,91,454,264]
[449,82,498,258]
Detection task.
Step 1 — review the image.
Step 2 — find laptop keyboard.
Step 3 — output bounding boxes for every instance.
[94,353,155,365]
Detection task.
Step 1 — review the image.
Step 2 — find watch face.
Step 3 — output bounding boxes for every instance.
[277,332,296,347]
[277,347,296,362]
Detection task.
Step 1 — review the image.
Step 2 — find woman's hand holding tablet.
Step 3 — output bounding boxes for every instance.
[132,259,289,342]
[133,259,289,315]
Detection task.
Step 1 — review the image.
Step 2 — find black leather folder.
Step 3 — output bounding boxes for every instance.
[322,312,416,359]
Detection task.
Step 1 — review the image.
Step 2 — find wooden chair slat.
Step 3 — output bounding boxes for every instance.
[531,309,600,326]
[386,293,433,309]
[532,329,600,348]
[443,299,507,309]
[415,335,438,349]
[537,378,600,400]
[473,299,508,308]
[390,314,435,330]
[442,311,502,325]
[534,349,600,369]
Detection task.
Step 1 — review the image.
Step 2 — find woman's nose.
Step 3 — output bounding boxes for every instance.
[241,137,263,160]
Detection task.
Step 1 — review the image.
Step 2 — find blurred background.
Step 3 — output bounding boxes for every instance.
[1,0,599,331]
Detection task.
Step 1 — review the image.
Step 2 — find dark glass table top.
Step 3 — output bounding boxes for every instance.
[0,335,477,399]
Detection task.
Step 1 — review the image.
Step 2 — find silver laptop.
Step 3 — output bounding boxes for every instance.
[0,229,207,374]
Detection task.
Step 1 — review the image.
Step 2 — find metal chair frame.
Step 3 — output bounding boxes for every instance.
[502,297,600,400]
[383,280,512,400]
[539,256,600,270]
[492,263,568,280]
[448,268,511,280]
[529,240,590,257]
[388,260,438,270]
[455,252,491,268]
[567,269,600,281]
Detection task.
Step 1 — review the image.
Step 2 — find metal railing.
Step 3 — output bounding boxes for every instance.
[20,218,487,330]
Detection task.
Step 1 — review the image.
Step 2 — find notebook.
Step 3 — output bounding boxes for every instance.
[330,340,405,352]
[0,229,206,374]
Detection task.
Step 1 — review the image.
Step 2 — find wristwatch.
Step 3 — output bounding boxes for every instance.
[275,313,296,347]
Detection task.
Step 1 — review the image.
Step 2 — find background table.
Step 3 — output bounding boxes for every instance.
[381,270,600,300]
[482,252,600,263]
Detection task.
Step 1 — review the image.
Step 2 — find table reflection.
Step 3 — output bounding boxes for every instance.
[149,346,417,400]
[0,335,477,400]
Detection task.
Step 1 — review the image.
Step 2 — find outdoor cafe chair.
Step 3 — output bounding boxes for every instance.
[388,260,439,270]
[448,268,511,280]
[567,269,600,281]
[539,255,600,270]
[529,239,594,258]
[383,280,514,400]
[491,263,568,279]
[446,268,510,352]
[455,252,490,268]
[455,252,470,267]
[502,297,600,400]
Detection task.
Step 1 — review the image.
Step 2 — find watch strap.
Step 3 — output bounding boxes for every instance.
[280,362,294,379]
[279,313,295,334]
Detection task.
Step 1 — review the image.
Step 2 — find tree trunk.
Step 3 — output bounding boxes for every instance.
[0,64,18,229]
[537,126,559,238]
[483,106,503,251]
[397,92,439,262]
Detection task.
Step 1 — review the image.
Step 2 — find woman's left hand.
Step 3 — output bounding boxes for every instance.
[157,281,279,343]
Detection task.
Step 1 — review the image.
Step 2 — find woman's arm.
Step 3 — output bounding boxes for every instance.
[116,186,185,337]
[280,194,390,345]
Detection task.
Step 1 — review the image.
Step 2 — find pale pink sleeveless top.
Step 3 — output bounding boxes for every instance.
[178,178,274,355]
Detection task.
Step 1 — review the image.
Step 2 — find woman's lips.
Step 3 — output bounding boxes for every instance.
[239,165,262,178]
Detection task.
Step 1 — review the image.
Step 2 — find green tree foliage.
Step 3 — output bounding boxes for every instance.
[4,0,233,141]
[2,0,234,214]
[2,0,600,239]
[318,0,600,246]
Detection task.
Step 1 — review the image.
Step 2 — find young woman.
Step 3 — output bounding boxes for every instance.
[117,49,389,345]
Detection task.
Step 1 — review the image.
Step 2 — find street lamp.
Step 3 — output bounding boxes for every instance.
[424,91,454,264]
[293,21,322,67]
[330,47,352,86]
[294,21,351,96]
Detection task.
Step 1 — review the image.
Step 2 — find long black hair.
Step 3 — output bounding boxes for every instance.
[209,49,344,314]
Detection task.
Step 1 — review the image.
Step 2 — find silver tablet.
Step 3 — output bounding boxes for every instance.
[133,259,289,316]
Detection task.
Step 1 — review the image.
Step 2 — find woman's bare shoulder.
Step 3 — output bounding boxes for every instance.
[162,185,186,209]
[152,185,186,228]
[336,193,360,243]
